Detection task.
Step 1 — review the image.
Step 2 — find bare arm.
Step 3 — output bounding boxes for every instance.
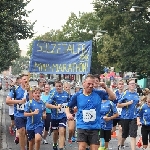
[6,96,25,105]
[117,100,133,108]
[46,103,61,109]
[105,87,116,100]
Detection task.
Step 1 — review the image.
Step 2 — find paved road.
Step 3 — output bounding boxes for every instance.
[0,90,141,150]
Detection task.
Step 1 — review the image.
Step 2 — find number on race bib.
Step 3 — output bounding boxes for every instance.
[58,103,67,114]
[117,108,122,115]
[17,104,25,111]
[82,109,96,122]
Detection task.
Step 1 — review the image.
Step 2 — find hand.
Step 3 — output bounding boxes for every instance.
[137,121,142,126]
[127,100,133,106]
[25,83,30,91]
[103,116,111,121]
[57,104,62,109]
[33,109,39,115]
[20,98,26,104]
[99,82,107,89]
[42,113,46,119]
[67,113,74,120]
[73,106,78,113]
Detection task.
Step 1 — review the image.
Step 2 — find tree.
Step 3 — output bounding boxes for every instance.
[11,56,30,75]
[0,0,35,72]
[93,0,150,76]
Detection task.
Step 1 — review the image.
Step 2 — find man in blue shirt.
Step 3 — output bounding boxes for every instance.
[65,74,115,150]
[6,74,28,150]
[118,79,139,150]
[46,81,70,150]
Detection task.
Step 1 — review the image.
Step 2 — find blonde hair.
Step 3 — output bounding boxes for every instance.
[31,87,41,93]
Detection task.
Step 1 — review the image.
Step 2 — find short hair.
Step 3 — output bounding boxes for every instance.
[84,74,95,80]
[127,78,135,85]
[118,80,124,84]
[55,80,63,86]
[93,74,100,81]
[31,87,41,93]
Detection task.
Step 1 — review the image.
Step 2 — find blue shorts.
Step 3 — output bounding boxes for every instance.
[27,126,43,141]
[44,113,51,131]
[51,117,67,130]
[15,117,27,130]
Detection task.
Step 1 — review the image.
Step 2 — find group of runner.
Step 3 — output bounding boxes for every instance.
[5,73,150,150]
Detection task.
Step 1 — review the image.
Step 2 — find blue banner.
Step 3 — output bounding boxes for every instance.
[29,40,92,74]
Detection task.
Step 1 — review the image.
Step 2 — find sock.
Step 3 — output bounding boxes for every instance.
[59,148,63,150]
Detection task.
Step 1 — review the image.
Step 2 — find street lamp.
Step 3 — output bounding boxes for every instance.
[130,6,144,12]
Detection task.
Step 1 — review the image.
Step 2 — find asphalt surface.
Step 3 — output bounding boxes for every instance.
[0,88,142,150]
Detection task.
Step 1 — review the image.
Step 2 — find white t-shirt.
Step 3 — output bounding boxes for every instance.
[9,105,14,115]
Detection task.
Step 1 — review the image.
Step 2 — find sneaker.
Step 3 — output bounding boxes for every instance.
[43,139,48,144]
[14,136,19,144]
[68,139,72,146]
[53,143,58,150]
[9,127,14,135]
[71,136,76,142]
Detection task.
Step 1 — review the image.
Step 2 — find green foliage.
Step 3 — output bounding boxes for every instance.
[11,56,30,75]
[93,0,150,76]
[0,0,35,72]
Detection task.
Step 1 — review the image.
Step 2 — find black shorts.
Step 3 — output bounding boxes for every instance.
[121,119,138,138]
[51,117,67,130]
[113,119,121,127]
[44,113,51,131]
[9,115,14,121]
[141,125,150,145]
[99,129,111,142]
[77,129,100,145]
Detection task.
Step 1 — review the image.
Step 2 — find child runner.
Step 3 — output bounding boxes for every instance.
[137,94,150,150]
[24,87,46,150]
[41,84,51,144]
[99,99,118,150]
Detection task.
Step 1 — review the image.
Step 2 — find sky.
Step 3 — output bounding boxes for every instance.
[18,0,94,51]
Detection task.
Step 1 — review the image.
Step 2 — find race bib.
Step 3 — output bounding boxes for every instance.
[58,103,67,114]
[117,108,122,115]
[17,104,25,111]
[83,109,96,122]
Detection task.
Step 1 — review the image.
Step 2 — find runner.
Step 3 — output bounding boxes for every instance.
[63,82,76,145]
[6,74,28,150]
[99,99,118,150]
[65,74,115,150]
[117,79,139,150]
[46,81,70,150]
[137,93,150,149]
[41,84,51,144]
[111,80,124,150]
[24,87,46,150]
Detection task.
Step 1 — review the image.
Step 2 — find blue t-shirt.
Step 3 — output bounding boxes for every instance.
[100,100,118,130]
[8,86,28,118]
[41,92,51,113]
[24,99,46,130]
[113,89,123,119]
[118,90,139,119]
[68,91,101,129]
[47,90,70,119]
[137,104,150,126]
